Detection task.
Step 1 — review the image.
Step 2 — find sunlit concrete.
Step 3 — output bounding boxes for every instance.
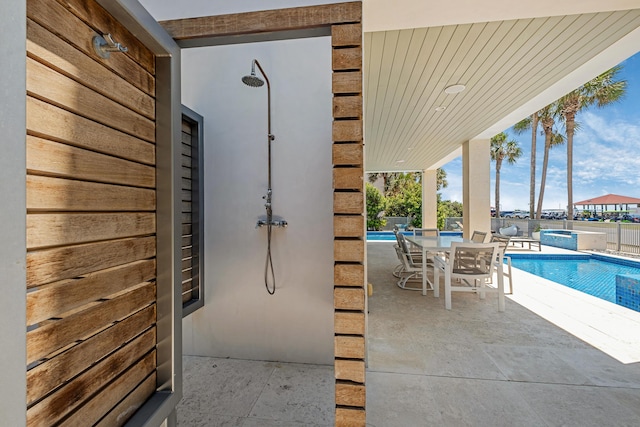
[177,241,640,425]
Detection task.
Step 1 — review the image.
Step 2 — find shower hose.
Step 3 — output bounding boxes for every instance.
[265,223,276,294]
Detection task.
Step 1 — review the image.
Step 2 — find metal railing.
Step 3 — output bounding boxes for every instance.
[491,218,640,254]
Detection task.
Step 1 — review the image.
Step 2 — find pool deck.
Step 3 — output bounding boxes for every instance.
[504,244,640,364]
[175,242,640,426]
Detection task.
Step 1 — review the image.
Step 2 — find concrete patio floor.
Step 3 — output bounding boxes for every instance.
[176,241,640,426]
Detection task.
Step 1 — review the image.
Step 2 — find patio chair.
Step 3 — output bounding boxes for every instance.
[392,230,422,278]
[413,228,439,237]
[454,230,488,270]
[489,234,513,294]
[433,242,504,311]
[471,230,487,243]
[395,232,428,290]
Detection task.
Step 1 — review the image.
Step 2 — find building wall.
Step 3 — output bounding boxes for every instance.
[180,38,335,364]
[1,1,27,424]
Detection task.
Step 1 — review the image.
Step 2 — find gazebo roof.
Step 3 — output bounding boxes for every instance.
[574,194,640,206]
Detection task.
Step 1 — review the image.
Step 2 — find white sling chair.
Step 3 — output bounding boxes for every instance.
[433,242,505,311]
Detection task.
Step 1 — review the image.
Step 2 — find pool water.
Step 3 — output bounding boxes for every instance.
[509,254,640,304]
[367,231,411,241]
[367,231,462,241]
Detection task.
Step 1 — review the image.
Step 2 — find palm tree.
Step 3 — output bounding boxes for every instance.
[535,105,564,218]
[436,168,448,191]
[490,132,522,218]
[513,112,540,219]
[557,65,626,218]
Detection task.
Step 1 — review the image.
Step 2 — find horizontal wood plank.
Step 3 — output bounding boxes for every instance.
[332,23,362,47]
[27,236,156,287]
[54,0,155,75]
[27,175,156,212]
[27,0,155,95]
[334,288,365,311]
[334,336,365,359]
[334,215,364,238]
[334,192,364,215]
[332,47,362,71]
[27,334,156,427]
[333,120,363,142]
[160,2,362,41]
[27,212,156,250]
[334,263,364,286]
[333,95,362,119]
[27,18,155,119]
[332,71,362,94]
[334,312,365,336]
[335,359,365,383]
[27,136,155,188]
[27,305,156,404]
[332,143,363,166]
[335,408,366,426]
[27,97,155,165]
[333,167,363,190]
[94,371,157,427]
[336,383,365,407]
[26,282,156,365]
[27,57,155,142]
[334,240,364,263]
[27,259,156,325]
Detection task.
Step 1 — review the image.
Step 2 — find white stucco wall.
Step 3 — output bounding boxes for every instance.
[179,38,334,364]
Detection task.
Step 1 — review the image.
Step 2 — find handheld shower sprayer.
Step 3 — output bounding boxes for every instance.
[242,59,286,295]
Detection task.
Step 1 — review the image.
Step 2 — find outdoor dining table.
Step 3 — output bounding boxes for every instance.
[404,235,473,296]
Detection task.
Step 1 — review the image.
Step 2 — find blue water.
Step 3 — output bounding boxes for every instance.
[367,231,463,241]
[509,254,640,303]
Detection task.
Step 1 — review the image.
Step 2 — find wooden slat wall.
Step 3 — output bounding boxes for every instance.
[161,3,365,426]
[26,0,157,425]
[181,118,201,308]
[332,16,366,427]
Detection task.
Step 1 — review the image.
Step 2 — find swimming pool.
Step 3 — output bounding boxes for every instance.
[367,230,462,241]
[509,253,640,311]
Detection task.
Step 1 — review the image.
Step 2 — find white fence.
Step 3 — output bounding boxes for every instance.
[491,218,640,254]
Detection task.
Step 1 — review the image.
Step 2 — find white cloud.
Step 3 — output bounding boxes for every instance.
[439,109,640,210]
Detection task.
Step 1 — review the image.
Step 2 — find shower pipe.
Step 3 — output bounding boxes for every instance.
[242,59,286,295]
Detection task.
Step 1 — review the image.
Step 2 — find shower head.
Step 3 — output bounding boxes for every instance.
[242,73,264,87]
[242,61,265,87]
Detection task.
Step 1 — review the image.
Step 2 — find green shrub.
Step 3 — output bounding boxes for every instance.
[366,183,386,230]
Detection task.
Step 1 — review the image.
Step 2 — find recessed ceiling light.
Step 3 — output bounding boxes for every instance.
[396,159,405,163]
[444,84,466,94]
[434,106,447,112]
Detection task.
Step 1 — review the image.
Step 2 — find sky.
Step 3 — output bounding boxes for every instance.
[439,51,640,212]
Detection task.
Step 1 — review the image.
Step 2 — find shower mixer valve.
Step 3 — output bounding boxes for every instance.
[256,219,288,228]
